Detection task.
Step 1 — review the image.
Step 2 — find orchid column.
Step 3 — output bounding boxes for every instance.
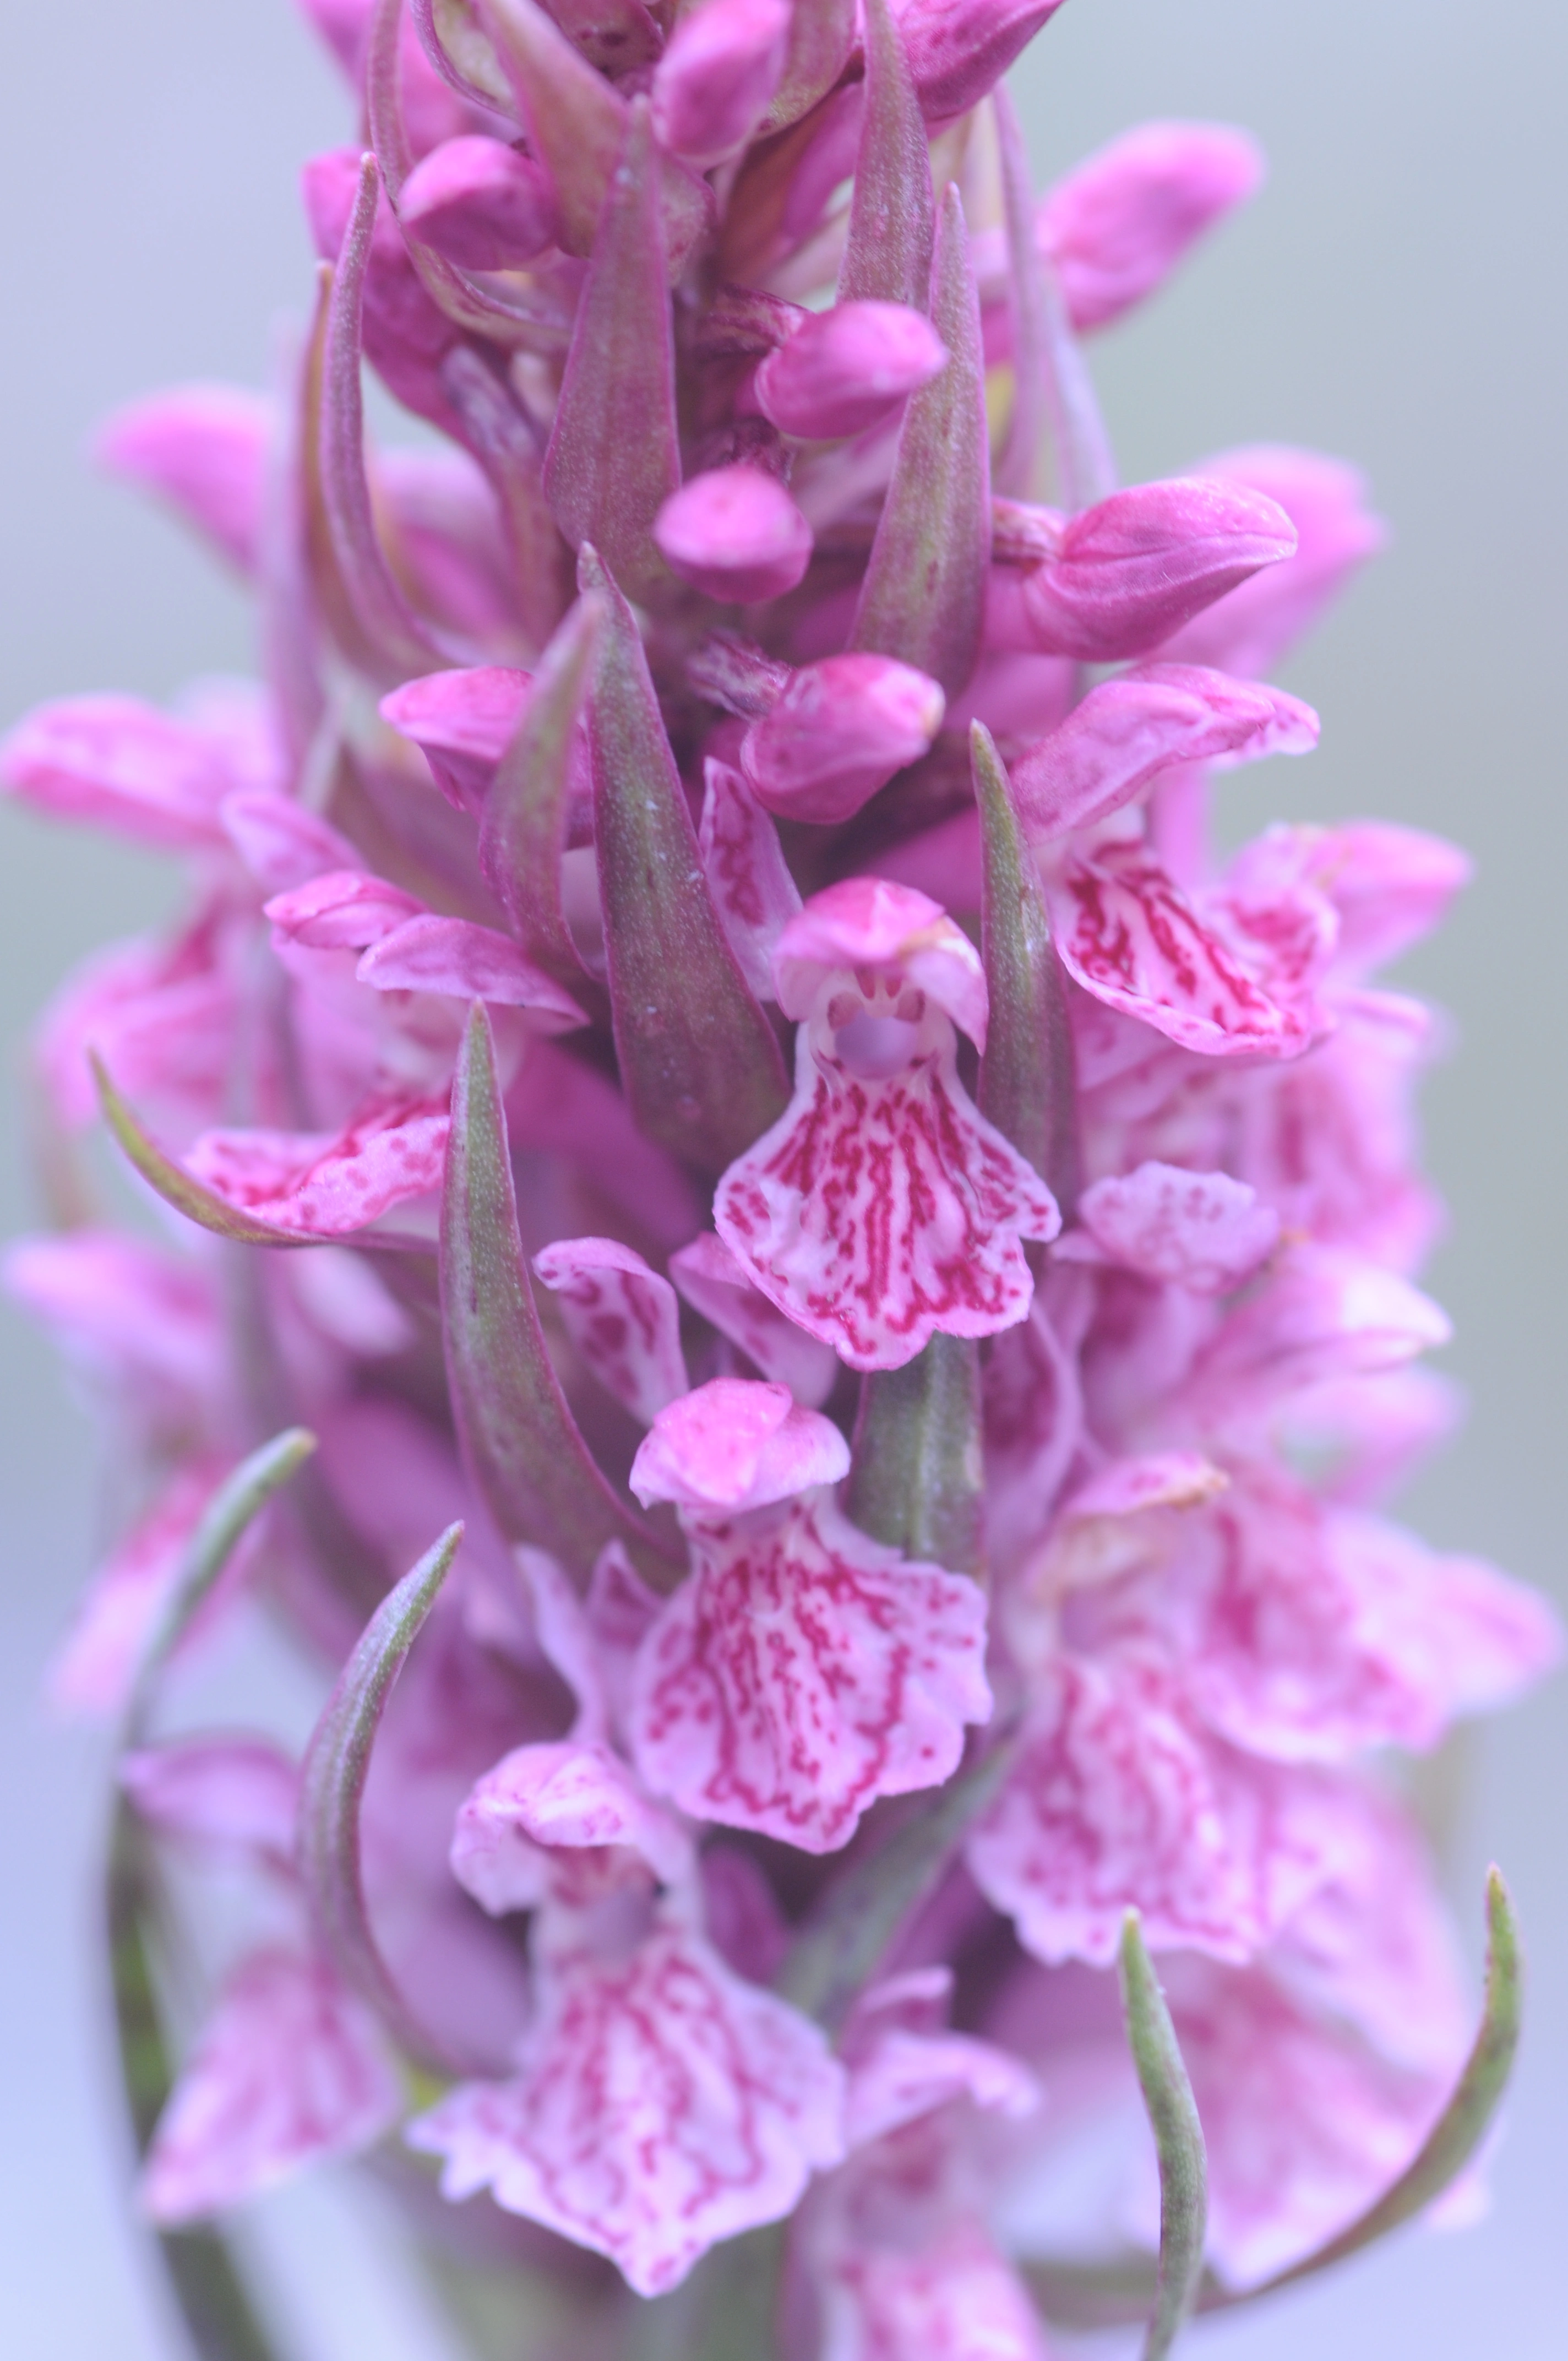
[1,2,1558,2359]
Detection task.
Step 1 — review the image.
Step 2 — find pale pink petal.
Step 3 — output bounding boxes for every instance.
[1038,121,1265,333]
[630,1491,991,1852]
[1074,1161,1280,1292]
[844,2025,1038,2150]
[399,135,559,270]
[0,694,238,849]
[3,1230,221,1403]
[1041,839,1326,1060]
[357,915,587,1026]
[141,1947,401,2223]
[822,2231,1050,2361]
[264,867,424,949]
[1190,1245,1452,1416]
[407,1917,845,2294]
[379,666,532,810]
[1271,819,1472,979]
[221,790,361,892]
[699,758,803,1003]
[754,301,949,441]
[966,1658,1340,1965]
[1158,444,1386,677]
[187,1095,450,1238]
[95,382,274,575]
[533,1236,690,1426]
[119,1736,300,1866]
[46,1457,248,1718]
[33,924,240,1136]
[629,1375,848,1511]
[1018,1450,1228,1607]
[742,659,947,828]
[1010,663,1317,846]
[450,1738,690,1916]
[669,1230,839,1407]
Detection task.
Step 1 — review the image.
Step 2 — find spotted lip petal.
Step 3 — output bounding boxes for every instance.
[532,1236,689,1427]
[140,1946,402,2226]
[408,1912,846,2295]
[630,1485,992,1852]
[716,885,1060,1371]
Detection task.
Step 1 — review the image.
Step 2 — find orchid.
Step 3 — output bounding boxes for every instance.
[3,2,1558,2357]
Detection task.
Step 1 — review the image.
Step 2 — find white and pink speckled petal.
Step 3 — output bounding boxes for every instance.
[140,1948,401,2223]
[408,1918,845,2295]
[630,1493,991,1853]
[1073,1161,1280,1292]
[450,1738,690,1916]
[669,1230,841,1407]
[533,1237,690,1426]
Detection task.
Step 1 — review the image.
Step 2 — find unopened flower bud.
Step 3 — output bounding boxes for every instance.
[741,654,945,824]
[650,0,792,169]
[999,478,1297,662]
[654,466,813,605]
[398,135,559,270]
[753,301,949,440]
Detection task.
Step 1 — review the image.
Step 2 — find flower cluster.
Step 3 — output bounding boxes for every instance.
[4,1,1558,2355]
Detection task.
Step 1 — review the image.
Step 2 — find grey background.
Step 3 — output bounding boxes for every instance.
[1,1,1562,2352]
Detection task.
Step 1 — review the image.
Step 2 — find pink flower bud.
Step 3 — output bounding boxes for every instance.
[650,0,791,169]
[753,301,949,440]
[896,0,1067,124]
[1005,478,1297,662]
[398,135,559,270]
[653,466,814,604]
[740,653,945,824]
[1039,119,1266,333]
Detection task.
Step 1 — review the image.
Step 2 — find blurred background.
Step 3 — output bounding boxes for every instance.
[1,2,1563,2352]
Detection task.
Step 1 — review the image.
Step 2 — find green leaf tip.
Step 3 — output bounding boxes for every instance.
[1257,1863,1521,2294]
[1119,1911,1208,2361]
[580,546,790,1174]
[973,720,1081,1215]
[132,1427,317,1736]
[440,1002,669,1576]
[299,1521,465,2071]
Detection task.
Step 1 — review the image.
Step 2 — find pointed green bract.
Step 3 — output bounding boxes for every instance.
[92,1051,405,1250]
[1119,1913,1208,2361]
[847,1333,984,1576]
[479,592,604,991]
[317,156,459,681]
[1260,1865,1522,2292]
[581,547,790,1174]
[777,1731,1019,2032]
[440,1004,666,1574]
[299,1524,465,2071]
[481,0,628,259]
[838,0,934,309]
[758,0,856,137]
[541,100,680,599]
[851,182,989,696]
[131,1428,318,1736]
[993,86,1050,503]
[973,722,1082,1214]
[108,1810,283,2361]
[1026,1870,1526,2332]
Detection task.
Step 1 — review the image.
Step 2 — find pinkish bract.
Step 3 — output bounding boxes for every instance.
[3,1,1556,2356]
